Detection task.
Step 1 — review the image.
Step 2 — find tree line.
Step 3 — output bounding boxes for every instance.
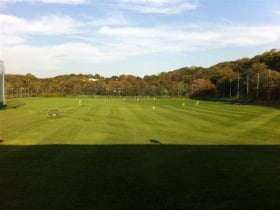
[5,49,280,101]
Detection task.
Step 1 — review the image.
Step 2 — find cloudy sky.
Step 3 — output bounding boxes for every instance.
[1,0,280,77]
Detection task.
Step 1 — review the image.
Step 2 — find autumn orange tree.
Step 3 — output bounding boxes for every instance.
[190,79,216,98]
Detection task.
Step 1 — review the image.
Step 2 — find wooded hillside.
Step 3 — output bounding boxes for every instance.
[5,49,280,101]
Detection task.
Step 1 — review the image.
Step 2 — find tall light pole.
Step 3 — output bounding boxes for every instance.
[0,60,5,107]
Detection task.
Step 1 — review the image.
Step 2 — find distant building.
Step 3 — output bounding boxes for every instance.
[89,78,99,82]
[0,60,5,107]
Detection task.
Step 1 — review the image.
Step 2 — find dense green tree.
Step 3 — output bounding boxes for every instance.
[5,49,280,102]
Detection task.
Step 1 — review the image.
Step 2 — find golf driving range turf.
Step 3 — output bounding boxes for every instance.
[1,97,280,209]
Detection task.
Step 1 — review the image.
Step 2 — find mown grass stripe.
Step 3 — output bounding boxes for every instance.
[1,97,280,145]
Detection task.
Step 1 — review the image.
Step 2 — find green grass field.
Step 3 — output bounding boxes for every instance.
[1,97,280,210]
[1,97,280,144]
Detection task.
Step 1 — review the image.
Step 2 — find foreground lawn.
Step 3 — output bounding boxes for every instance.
[1,97,280,209]
[0,145,280,210]
[1,97,280,144]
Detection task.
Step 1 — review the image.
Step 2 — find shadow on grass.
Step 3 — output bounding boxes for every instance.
[1,144,280,210]
[150,139,161,144]
[0,100,26,110]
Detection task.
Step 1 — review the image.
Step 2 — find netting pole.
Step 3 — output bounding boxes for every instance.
[0,60,5,107]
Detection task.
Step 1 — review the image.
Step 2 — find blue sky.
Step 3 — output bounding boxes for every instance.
[1,0,280,78]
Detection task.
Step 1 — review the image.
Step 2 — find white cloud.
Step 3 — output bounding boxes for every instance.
[86,15,128,27]
[1,14,80,38]
[2,12,280,77]
[2,0,88,5]
[0,14,129,46]
[99,24,280,52]
[217,25,280,47]
[1,35,25,45]
[117,0,197,14]
[2,43,118,77]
